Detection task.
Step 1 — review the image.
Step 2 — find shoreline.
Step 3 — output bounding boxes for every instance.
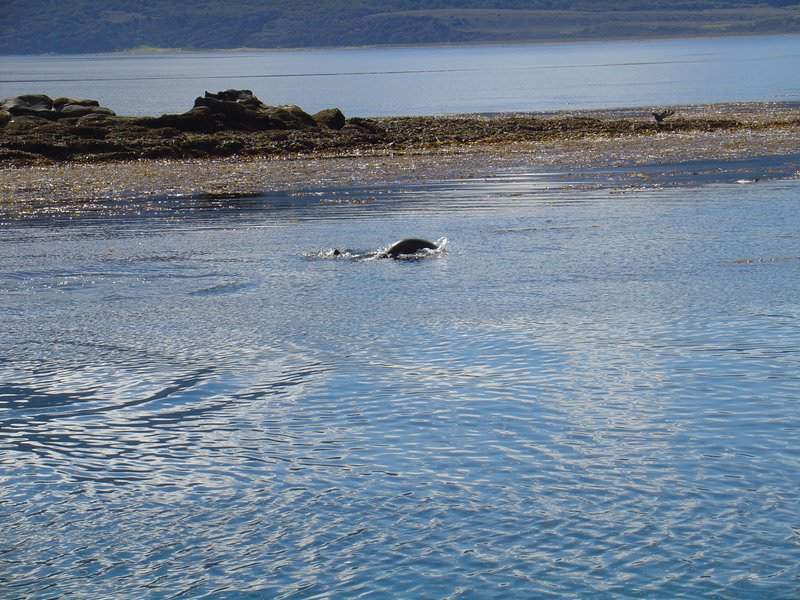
[1,102,799,216]
[3,100,800,165]
[112,31,800,57]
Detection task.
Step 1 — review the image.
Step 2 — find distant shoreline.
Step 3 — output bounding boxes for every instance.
[1,101,799,216]
[3,5,799,56]
[111,31,800,57]
[0,31,800,58]
[0,31,796,59]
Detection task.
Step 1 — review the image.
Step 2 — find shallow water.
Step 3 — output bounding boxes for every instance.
[1,34,800,116]
[2,167,800,597]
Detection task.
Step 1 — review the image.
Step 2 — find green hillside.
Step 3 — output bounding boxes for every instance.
[3,0,800,54]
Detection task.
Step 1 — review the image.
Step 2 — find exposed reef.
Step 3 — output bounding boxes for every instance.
[2,90,799,165]
[0,90,372,163]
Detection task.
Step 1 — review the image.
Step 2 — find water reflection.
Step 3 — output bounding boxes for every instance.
[2,173,800,597]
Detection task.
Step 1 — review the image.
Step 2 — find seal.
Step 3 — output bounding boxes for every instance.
[383,238,439,258]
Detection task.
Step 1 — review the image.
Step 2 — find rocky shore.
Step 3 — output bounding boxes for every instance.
[1,91,799,215]
[2,90,800,165]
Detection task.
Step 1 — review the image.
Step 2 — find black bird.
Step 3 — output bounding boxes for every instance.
[652,109,675,124]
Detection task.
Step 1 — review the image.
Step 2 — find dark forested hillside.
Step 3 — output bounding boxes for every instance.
[3,0,800,54]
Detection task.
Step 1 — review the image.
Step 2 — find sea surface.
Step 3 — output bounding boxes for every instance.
[2,163,800,597]
[1,34,799,116]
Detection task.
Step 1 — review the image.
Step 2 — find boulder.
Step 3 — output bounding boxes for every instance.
[192,96,275,131]
[135,106,219,133]
[204,89,256,103]
[313,108,346,130]
[90,106,116,117]
[183,95,314,131]
[196,91,317,130]
[52,97,100,110]
[0,94,54,117]
[57,104,116,119]
[203,89,266,110]
[77,113,119,126]
[57,105,99,118]
[268,104,318,129]
[53,97,116,119]
[0,95,116,121]
[0,109,10,128]
[195,95,253,116]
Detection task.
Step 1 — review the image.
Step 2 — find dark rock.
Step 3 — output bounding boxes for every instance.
[204,89,266,110]
[3,115,52,132]
[0,148,47,161]
[135,106,218,133]
[313,108,346,130]
[265,105,318,129]
[57,105,99,118]
[0,95,116,122]
[28,121,70,135]
[58,105,116,119]
[91,106,116,117]
[129,90,321,133]
[2,107,59,121]
[194,99,316,131]
[192,96,269,130]
[51,97,116,120]
[0,109,10,128]
[68,125,109,139]
[0,94,54,116]
[155,127,182,138]
[239,97,266,110]
[198,91,317,129]
[9,140,71,160]
[218,140,244,155]
[53,97,100,110]
[63,139,124,156]
[77,113,120,126]
[345,117,385,135]
[204,89,256,102]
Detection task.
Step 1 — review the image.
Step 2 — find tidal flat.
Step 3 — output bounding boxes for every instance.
[1,102,799,220]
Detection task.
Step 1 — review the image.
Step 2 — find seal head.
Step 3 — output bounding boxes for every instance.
[384,238,439,258]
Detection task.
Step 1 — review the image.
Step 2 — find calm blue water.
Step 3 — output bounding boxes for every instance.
[2,167,800,597]
[1,34,799,116]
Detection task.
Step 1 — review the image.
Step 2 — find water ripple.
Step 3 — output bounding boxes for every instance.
[2,176,800,597]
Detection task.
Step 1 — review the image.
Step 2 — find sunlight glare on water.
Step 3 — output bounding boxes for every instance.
[2,172,800,597]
